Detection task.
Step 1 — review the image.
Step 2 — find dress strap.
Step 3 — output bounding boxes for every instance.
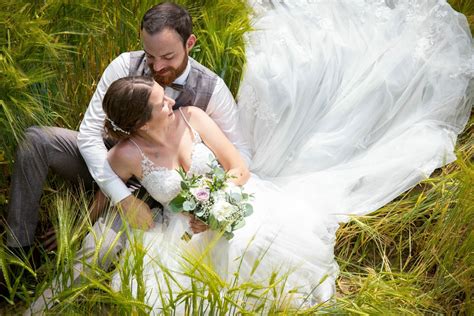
[128,138,146,157]
[178,107,200,142]
[128,138,159,180]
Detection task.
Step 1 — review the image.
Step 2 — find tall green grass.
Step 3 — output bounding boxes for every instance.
[3,139,470,314]
[1,188,324,314]
[0,0,473,314]
[334,141,473,314]
[0,0,250,165]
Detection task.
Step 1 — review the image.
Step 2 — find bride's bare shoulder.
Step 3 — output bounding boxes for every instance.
[179,106,209,125]
[108,139,142,168]
[179,105,205,116]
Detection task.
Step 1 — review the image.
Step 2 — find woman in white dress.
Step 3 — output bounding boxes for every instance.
[104,1,472,312]
[102,76,339,312]
[28,0,472,314]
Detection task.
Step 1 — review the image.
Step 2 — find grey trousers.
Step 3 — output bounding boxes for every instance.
[6,126,117,247]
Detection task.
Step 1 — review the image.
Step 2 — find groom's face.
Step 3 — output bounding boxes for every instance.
[141,28,195,86]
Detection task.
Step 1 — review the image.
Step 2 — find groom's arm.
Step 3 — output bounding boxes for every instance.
[77,53,134,205]
[205,77,252,167]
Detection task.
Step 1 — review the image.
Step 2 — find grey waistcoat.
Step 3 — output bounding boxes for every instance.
[128,50,218,111]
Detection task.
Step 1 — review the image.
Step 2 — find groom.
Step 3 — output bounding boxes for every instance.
[4,2,250,268]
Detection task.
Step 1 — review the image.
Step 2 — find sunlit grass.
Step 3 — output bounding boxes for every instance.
[0,0,473,314]
[334,139,474,314]
[1,189,325,314]
[3,144,471,314]
[0,0,251,165]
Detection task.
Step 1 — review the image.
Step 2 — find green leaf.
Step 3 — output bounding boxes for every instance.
[183,200,196,211]
[244,204,253,216]
[230,192,241,203]
[214,167,226,180]
[208,215,219,230]
[224,232,234,240]
[169,195,186,213]
[233,219,245,230]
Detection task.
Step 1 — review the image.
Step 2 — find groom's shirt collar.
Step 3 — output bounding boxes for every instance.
[173,60,191,85]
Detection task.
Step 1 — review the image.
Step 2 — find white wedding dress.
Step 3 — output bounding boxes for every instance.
[113,0,472,313]
[111,110,339,313]
[239,0,472,221]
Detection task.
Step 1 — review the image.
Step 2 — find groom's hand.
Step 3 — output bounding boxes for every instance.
[119,195,155,230]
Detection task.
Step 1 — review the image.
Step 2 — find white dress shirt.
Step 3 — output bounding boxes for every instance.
[78,52,251,205]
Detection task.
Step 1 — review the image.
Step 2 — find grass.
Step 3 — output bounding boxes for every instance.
[1,0,473,314]
[334,142,474,314]
[2,190,327,314]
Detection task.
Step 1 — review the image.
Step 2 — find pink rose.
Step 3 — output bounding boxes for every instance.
[192,188,210,201]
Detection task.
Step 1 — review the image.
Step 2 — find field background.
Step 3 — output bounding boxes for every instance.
[0,0,472,314]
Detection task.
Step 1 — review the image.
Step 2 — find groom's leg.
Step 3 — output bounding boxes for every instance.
[6,126,95,248]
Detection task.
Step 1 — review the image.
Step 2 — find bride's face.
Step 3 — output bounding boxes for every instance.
[146,83,176,129]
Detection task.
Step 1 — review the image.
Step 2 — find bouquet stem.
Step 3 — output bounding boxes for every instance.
[181,230,193,242]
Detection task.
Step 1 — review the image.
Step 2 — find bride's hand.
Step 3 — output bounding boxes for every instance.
[119,195,155,230]
[189,214,208,234]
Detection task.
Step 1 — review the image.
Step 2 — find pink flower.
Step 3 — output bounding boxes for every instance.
[192,188,210,201]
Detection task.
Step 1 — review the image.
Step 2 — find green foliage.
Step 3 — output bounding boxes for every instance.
[188,0,251,95]
[2,147,470,314]
[334,139,474,314]
[0,0,472,314]
[0,188,322,314]
[0,0,251,166]
[1,1,68,165]
[450,0,474,33]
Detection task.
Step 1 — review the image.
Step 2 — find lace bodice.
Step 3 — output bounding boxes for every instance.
[130,109,215,205]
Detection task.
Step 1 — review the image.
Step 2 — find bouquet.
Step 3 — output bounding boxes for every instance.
[168,160,253,240]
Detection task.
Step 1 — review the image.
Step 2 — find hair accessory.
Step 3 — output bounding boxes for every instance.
[106,117,130,135]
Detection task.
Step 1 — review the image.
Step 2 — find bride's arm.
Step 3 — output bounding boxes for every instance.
[107,143,155,230]
[183,107,250,186]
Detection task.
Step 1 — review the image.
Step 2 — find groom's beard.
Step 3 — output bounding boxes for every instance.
[151,55,188,87]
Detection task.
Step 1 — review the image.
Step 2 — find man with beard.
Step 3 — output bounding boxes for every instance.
[4,1,250,283]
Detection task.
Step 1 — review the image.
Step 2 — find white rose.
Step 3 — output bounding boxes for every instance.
[211,200,236,222]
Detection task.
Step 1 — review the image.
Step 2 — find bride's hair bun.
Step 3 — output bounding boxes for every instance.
[103,76,155,140]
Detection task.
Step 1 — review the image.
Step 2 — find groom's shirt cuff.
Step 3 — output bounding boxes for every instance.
[102,178,133,205]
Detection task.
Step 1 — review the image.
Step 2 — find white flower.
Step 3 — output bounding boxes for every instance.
[211,191,226,201]
[211,199,236,222]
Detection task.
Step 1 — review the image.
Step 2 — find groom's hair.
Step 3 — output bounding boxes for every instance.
[141,2,193,46]
[103,76,155,140]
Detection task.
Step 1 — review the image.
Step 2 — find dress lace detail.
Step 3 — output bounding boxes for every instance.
[128,109,215,206]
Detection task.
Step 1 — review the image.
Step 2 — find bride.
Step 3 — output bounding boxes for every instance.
[102,76,339,311]
[28,0,472,313]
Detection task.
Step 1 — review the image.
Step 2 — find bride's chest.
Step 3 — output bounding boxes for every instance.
[140,143,216,204]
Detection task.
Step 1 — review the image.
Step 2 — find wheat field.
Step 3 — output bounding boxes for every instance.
[0,0,472,314]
